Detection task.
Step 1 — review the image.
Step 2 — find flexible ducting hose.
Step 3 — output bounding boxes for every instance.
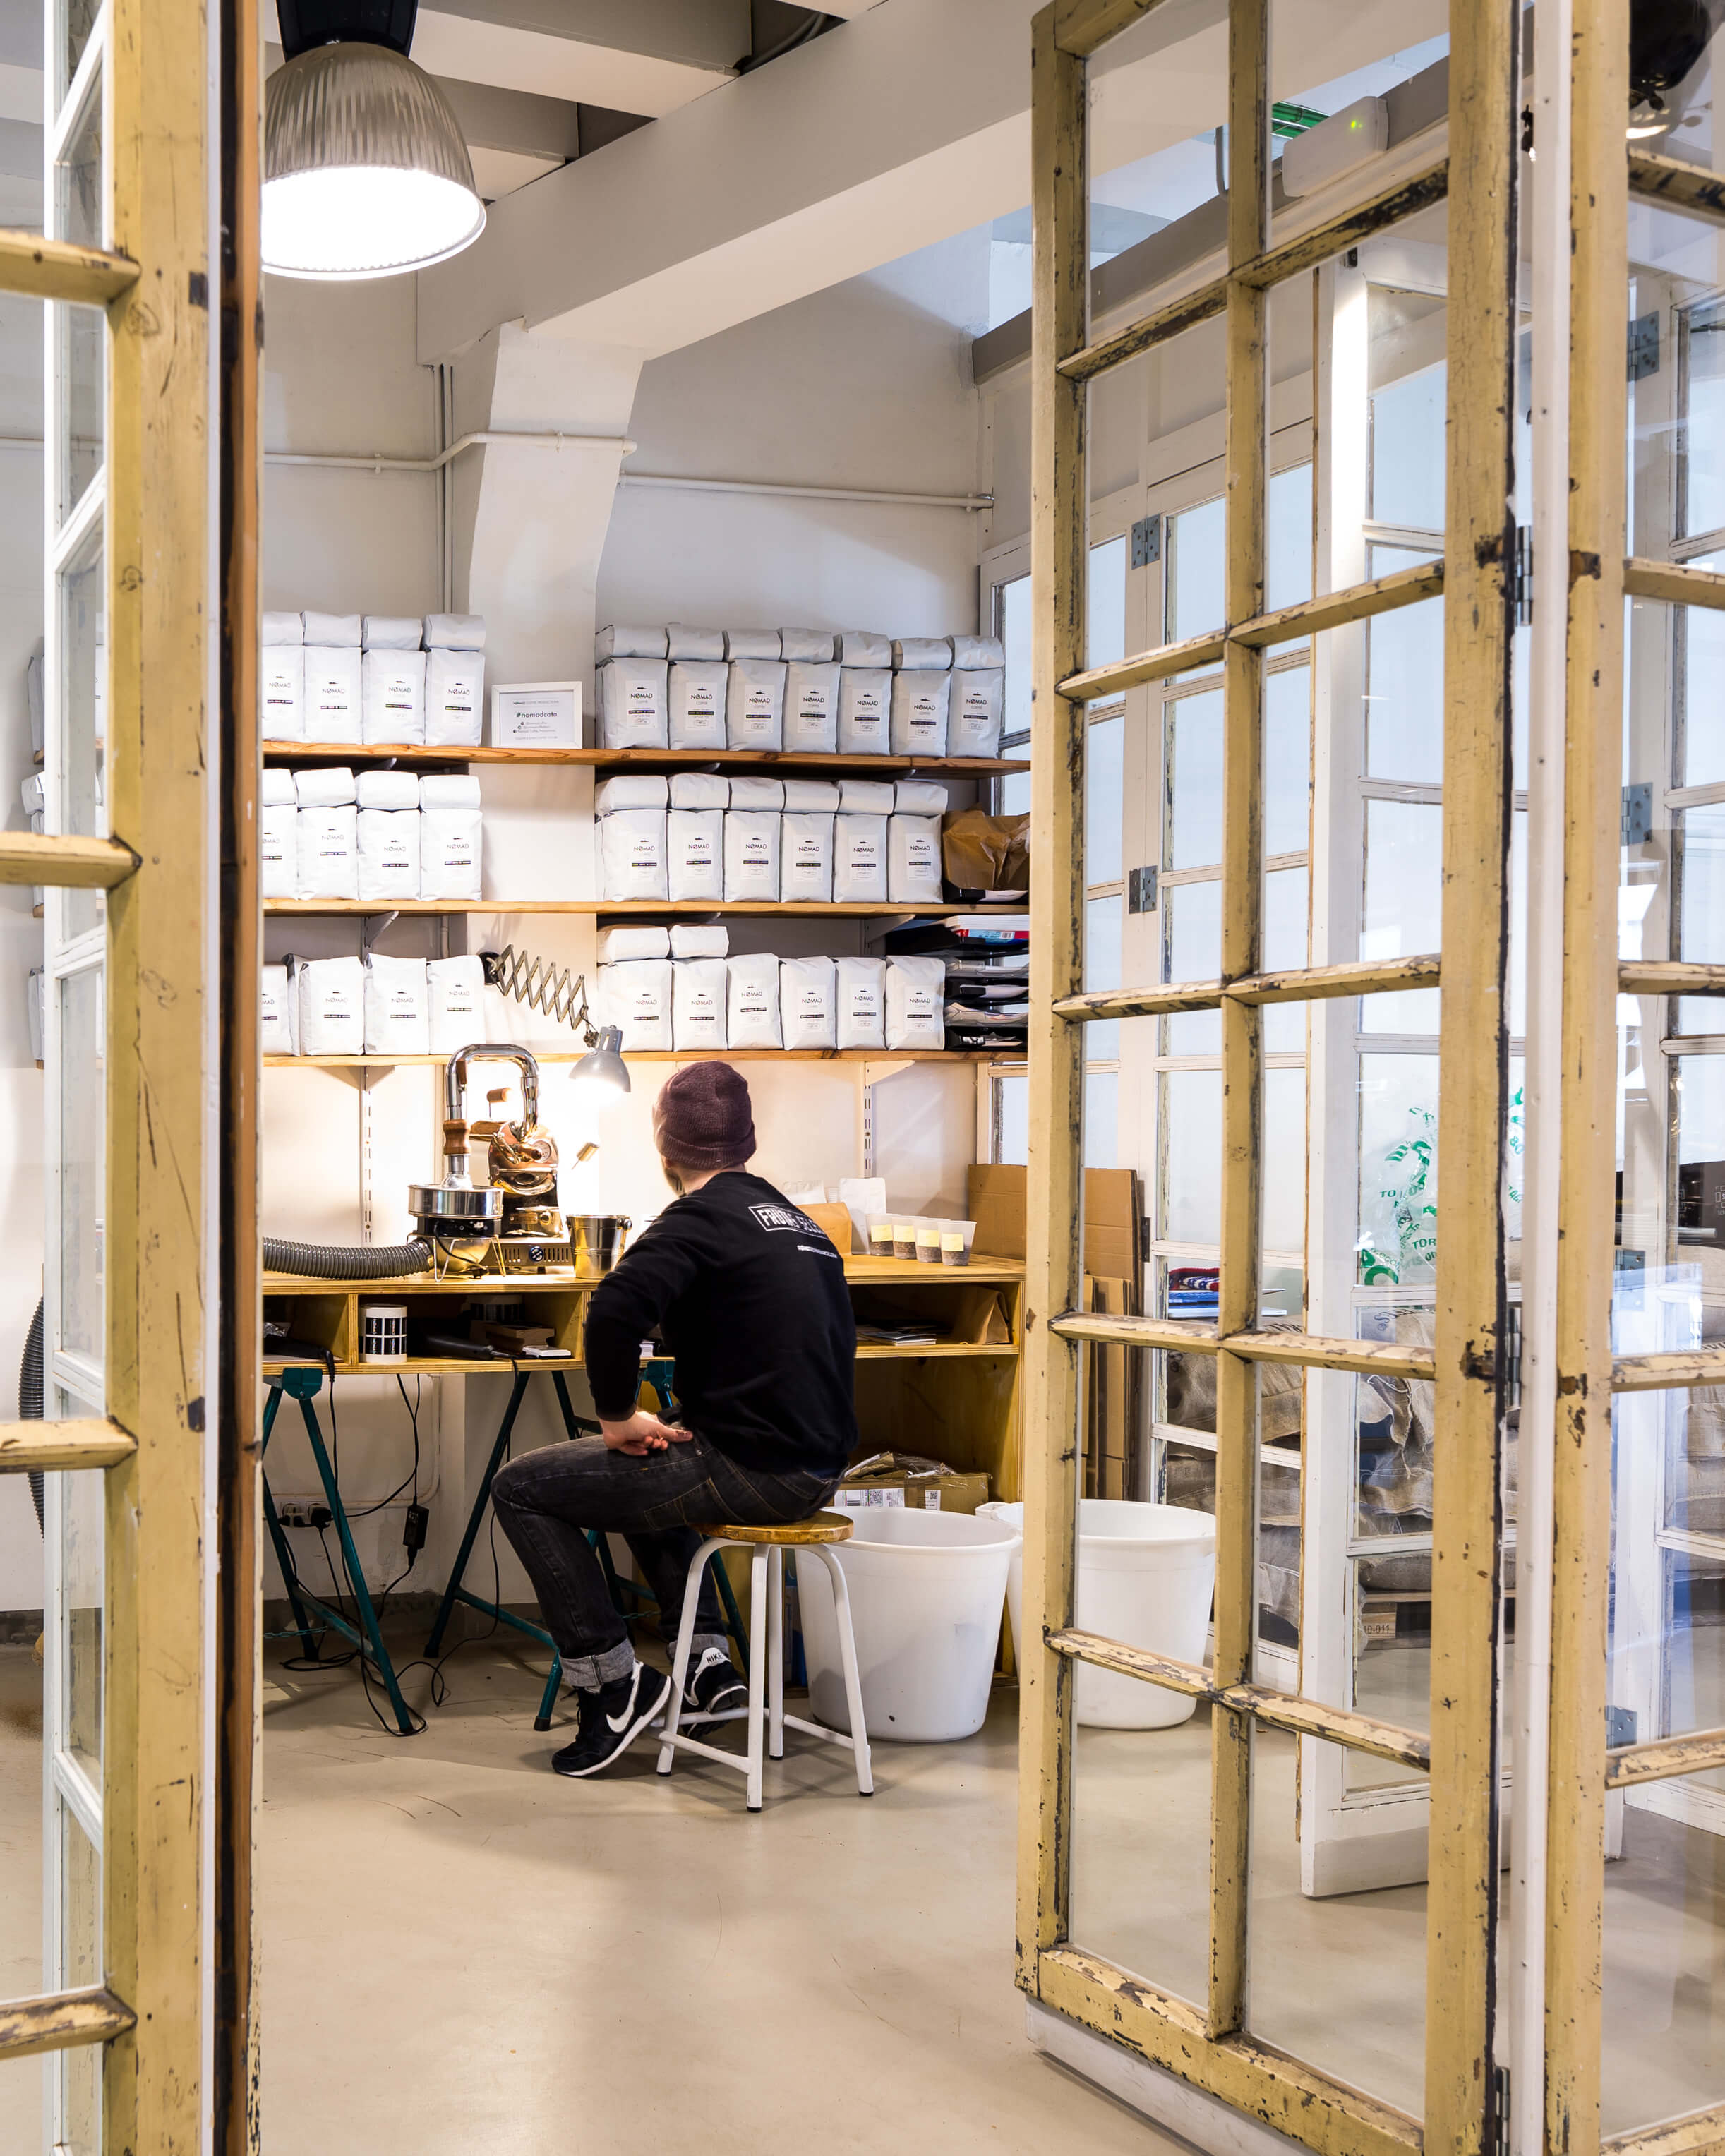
[20,1296,42,1536]
[263,1236,433,1279]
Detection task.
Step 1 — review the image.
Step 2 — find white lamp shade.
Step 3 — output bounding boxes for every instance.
[264,42,485,280]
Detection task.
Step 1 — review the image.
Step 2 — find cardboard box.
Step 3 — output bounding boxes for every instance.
[805,1200,853,1253]
[836,1451,990,1514]
[968,1162,1141,1280]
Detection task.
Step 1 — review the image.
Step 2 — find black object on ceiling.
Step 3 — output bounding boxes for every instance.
[277,0,418,61]
[1630,0,1714,101]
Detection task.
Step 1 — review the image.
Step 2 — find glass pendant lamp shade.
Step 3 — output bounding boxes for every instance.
[263,42,485,279]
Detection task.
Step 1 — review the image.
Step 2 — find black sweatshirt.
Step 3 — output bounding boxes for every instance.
[583,1172,858,1482]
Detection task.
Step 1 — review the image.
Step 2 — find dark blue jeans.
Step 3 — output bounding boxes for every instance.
[491,1429,836,1688]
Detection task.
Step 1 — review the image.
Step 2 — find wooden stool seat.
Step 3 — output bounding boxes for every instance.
[658,1520,873,1810]
[694,1513,853,1546]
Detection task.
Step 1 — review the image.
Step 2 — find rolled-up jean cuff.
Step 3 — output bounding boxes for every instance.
[564,1638,637,1692]
[690,1632,729,1666]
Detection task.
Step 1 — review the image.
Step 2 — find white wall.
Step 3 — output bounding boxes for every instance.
[259,232,994,1598]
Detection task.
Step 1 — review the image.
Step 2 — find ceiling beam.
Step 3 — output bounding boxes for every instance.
[433,76,581,161]
[408,0,1441,369]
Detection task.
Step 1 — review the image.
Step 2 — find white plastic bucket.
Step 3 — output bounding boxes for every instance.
[978,1499,1218,1730]
[797,1507,1016,1743]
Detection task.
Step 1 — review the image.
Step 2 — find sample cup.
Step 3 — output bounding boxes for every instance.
[866,1215,896,1260]
[915,1223,943,1265]
[941,1220,978,1267]
[892,1220,920,1261]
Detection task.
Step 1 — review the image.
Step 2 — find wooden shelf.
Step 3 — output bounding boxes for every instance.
[263,1356,558,1376]
[264,742,1028,776]
[265,898,1026,917]
[265,1048,1009,1067]
[854,1339,1017,1359]
[263,1258,1025,1292]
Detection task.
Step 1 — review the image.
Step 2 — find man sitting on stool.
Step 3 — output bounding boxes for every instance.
[492,1061,857,1778]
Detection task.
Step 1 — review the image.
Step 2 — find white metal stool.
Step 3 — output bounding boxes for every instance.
[656,1514,873,1812]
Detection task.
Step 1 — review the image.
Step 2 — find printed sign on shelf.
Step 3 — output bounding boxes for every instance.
[491,680,582,747]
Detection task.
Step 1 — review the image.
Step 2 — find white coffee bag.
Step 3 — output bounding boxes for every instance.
[669,771,730,809]
[838,778,895,814]
[725,629,781,660]
[668,659,729,750]
[598,960,673,1050]
[302,647,361,741]
[363,954,430,1056]
[356,808,421,901]
[835,956,887,1049]
[293,765,356,807]
[419,772,481,808]
[894,781,949,815]
[729,776,785,811]
[666,625,725,661]
[296,956,365,1056]
[595,773,669,814]
[261,646,303,741]
[669,923,728,958]
[420,807,483,901]
[726,952,782,1048]
[726,658,786,749]
[261,963,295,1053]
[783,661,840,752]
[891,638,952,671]
[594,623,668,663]
[950,668,1005,757]
[779,627,834,663]
[426,954,486,1054]
[596,925,670,963]
[782,778,841,812]
[361,649,426,745]
[886,956,946,1049]
[425,646,484,748]
[780,812,834,903]
[672,958,728,1052]
[887,814,944,903]
[833,814,889,904]
[260,802,296,899]
[889,669,951,756]
[597,657,669,749]
[599,808,668,901]
[837,669,891,754]
[779,956,837,1049]
[667,809,724,901]
[723,811,781,901]
[836,630,891,668]
[356,769,420,809]
[296,803,358,900]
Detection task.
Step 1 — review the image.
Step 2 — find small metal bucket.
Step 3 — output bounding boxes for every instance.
[572,1215,631,1272]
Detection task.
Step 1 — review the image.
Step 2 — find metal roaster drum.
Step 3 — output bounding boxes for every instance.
[407,1181,505,1272]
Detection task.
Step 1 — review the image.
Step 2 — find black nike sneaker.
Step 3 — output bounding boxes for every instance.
[683,1646,748,1721]
[551,1662,673,1778]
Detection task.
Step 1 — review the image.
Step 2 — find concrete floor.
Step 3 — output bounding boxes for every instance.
[5,1633,1725,2150]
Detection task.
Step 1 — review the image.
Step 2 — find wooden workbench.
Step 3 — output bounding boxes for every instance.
[262,1252,1026,1502]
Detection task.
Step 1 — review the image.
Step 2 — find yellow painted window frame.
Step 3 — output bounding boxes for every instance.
[0,0,217,2143]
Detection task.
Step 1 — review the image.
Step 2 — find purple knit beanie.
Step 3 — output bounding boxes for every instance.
[653,1061,757,1172]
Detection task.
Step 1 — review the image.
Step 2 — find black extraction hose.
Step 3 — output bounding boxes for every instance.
[20,1296,42,1536]
[263,1236,433,1279]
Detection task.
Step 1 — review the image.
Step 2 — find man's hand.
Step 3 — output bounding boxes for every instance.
[599,1410,690,1456]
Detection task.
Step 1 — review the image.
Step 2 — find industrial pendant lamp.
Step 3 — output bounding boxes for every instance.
[265,0,485,280]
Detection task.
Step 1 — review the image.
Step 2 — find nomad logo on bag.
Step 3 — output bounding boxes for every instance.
[750,1203,822,1236]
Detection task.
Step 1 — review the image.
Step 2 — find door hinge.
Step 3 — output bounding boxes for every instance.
[1131,515,1161,569]
[1622,781,1653,847]
[1128,865,1158,913]
[1513,526,1534,626]
[1492,2064,1512,2156]
[1606,1703,1639,1748]
[1629,309,1660,383]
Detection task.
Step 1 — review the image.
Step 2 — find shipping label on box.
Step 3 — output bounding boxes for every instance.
[491,680,582,747]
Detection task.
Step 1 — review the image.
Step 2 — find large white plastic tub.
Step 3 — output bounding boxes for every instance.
[797,1507,1017,1743]
[979,1499,1218,1729]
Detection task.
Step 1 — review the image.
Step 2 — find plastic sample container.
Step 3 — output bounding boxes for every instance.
[978,1499,1218,1730]
[797,1507,1017,1742]
[940,1219,978,1267]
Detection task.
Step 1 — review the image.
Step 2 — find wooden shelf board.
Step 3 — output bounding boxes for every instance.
[265,1049,997,1067]
[855,1340,1018,1359]
[263,1257,1024,1293]
[264,742,1028,776]
[262,1356,561,1376]
[264,899,1026,917]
